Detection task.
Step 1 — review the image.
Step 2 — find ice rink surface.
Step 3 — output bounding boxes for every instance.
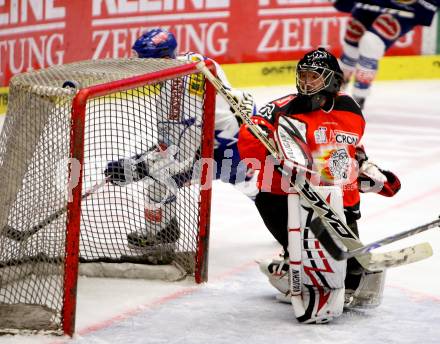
[1,79,440,344]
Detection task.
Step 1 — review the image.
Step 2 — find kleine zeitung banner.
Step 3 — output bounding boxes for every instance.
[0,0,428,88]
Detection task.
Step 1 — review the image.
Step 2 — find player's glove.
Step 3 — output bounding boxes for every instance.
[358,161,401,197]
[230,90,255,126]
[104,154,149,186]
[355,145,400,197]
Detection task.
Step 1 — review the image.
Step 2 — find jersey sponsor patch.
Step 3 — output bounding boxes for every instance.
[187,52,205,62]
[314,128,358,146]
[345,18,366,44]
[314,127,328,144]
[330,130,359,145]
[314,147,351,184]
[190,55,203,62]
[312,144,359,187]
[373,14,401,40]
[328,148,350,180]
[178,52,206,97]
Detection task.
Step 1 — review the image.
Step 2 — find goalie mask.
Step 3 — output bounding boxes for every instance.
[296,48,344,111]
[132,28,178,59]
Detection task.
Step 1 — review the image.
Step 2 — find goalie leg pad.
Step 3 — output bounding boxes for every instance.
[300,187,347,289]
[296,226,346,323]
[290,187,347,323]
[296,286,345,324]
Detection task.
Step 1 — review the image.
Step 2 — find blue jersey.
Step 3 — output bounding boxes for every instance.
[334,0,439,26]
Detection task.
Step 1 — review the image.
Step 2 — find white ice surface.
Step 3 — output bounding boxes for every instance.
[1,80,440,344]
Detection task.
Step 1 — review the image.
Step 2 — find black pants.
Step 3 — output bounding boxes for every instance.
[255,192,289,252]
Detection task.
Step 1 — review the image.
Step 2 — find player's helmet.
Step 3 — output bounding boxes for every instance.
[296,47,343,97]
[132,28,177,58]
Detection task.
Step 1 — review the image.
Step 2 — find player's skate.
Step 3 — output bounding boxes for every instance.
[259,255,289,296]
[344,270,386,309]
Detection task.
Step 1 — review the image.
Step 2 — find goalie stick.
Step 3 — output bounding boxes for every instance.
[2,178,109,242]
[196,60,433,271]
[310,216,439,261]
[2,141,185,242]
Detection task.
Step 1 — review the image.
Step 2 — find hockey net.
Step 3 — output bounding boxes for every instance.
[0,58,216,335]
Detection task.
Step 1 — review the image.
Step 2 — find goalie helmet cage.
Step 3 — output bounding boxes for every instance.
[0,58,216,336]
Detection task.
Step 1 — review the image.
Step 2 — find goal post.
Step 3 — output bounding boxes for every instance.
[0,58,217,336]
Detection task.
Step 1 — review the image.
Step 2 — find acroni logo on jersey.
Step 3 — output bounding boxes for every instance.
[330,130,359,145]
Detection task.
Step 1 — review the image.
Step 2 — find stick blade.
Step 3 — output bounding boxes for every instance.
[366,242,433,271]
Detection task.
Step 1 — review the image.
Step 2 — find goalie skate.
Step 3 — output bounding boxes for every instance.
[344,270,386,309]
[258,256,289,295]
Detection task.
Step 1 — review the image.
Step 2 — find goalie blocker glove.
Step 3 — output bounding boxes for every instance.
[104,143,178,186]
[355,146,401,197]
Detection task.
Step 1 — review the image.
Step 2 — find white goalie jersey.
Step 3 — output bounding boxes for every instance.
[154,52,240,176]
